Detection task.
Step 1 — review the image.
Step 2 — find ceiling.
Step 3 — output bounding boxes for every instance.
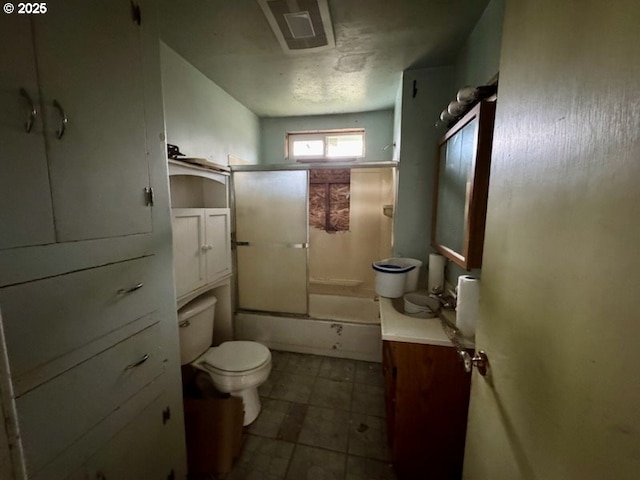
[158,0,490,118]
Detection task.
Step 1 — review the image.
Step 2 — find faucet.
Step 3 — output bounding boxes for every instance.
[429,286,457,311]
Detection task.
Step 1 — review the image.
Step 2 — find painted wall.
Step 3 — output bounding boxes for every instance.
[309,168,394,295]
[392,67,453,281]
[463,0,640,478]
[454,0,505,90]
[259,110,394,164]
[443,0,505,286]
[160,42,259,165]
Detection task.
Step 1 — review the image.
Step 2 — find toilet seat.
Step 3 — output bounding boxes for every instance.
[198,341,270,374]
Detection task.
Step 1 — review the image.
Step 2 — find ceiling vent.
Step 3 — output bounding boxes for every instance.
[257,0,335,53]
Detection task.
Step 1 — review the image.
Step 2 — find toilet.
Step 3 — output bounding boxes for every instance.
[177,292,272,425]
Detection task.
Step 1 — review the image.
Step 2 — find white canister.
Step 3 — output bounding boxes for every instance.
[427,254,446,292]
[372,261,415,298]
[385,257,423,292]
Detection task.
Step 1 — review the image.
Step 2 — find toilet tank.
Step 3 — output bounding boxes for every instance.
[177,292,217,365]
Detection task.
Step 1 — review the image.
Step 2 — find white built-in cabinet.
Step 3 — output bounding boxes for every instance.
[0,2,186,479]
[172,209,231,299]
[0,1,154,250]
[169,160,234,344]
[0,14,54,250]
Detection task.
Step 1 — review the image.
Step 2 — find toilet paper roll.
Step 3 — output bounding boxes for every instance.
[427,254,446,293]
[456,275,480,338]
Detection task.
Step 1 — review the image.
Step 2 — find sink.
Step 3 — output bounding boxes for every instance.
[391,295,438,319]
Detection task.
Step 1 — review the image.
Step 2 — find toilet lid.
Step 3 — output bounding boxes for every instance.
[202,341,270,372]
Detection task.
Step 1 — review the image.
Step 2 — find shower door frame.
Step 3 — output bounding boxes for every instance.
[232,169,310,315]
[231,162,398,317]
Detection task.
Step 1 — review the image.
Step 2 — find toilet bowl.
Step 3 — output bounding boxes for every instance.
[193,341,271,425]
[177,292,271,425]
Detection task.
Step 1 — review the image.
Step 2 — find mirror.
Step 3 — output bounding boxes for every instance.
[431,100,496,270]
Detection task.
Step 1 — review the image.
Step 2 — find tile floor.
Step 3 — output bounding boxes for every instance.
[223,351,396,480]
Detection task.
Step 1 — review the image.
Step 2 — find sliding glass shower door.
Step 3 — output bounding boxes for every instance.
[234,170,309,314]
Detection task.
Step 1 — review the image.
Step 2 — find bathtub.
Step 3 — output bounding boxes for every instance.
[234,293,382,362]
[308,293,379,324]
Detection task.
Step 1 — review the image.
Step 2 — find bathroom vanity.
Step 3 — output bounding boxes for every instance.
[380,298,473,479]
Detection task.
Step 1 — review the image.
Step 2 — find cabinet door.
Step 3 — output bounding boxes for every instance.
[382,341,397,453]
[172,209,206,298]
[204,208,231,283]
[0,396,16,480]
[388,341,471,479]
[83,393,185,480]
[32,0,152,242]
[0,14,55,249]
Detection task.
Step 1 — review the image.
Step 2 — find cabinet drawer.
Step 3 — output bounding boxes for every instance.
[81,392,185,480]
[0,256,159,383]
[16,322,164,476]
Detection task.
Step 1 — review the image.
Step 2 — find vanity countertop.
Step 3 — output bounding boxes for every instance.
[379,297,474,348]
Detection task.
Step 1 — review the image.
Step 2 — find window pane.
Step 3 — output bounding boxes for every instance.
[326,134,363,158]
[292,139,324,157]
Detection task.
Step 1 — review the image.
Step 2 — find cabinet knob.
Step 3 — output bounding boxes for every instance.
[201,244,213,251]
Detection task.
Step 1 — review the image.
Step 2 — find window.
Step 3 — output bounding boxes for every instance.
[309,169,350,232]
[287,130,365,162]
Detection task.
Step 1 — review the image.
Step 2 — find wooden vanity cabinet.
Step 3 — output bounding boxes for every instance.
[383,340,472,479]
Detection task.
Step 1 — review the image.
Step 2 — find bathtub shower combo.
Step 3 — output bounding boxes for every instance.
[233,167,396,362]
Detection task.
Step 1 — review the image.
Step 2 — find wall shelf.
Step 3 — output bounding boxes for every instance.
[168,159,229,184]
[168,160,229,209]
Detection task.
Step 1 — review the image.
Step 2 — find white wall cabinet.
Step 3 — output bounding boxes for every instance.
[172,208,232,299]
[0,0,154,250]
[168,161,234,343]
[0,15,54,250]
[168,161,232,306]
[0,2,186,479]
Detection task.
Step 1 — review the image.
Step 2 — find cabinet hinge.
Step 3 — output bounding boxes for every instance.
[162,406,171,424]
[144,187,154,206]
[131,2,141,25]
